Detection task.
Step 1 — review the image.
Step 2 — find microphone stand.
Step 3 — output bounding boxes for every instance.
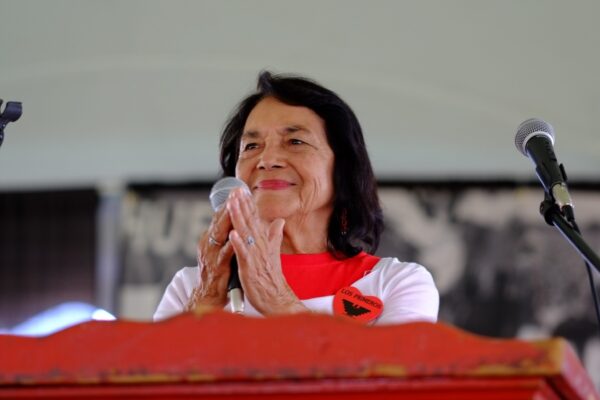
[539,195,600,330]
[539,196,600,274]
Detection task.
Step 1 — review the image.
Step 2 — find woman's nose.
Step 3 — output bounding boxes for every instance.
[257,143,286,170]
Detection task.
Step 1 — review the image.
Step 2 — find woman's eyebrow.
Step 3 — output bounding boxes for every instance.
[241,130,260,139]
[242,125,311,138]
[283,125,310,134]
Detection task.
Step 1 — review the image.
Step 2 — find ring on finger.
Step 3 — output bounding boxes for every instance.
[246,235,255,246]
[208,236,222,246]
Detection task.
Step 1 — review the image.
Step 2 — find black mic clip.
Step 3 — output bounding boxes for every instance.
[0,99,23,149]
[540,194,563,227]
[548,163,576,224]
[539,159,576,230]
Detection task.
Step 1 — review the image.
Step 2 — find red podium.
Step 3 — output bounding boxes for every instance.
[0,310,598,399]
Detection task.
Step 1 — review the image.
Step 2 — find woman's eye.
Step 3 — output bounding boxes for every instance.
[289,139,304,145]
[243,143,258,151]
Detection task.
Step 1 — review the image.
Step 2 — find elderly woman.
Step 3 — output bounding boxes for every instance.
[154,71,438,324]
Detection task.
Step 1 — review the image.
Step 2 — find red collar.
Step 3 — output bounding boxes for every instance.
[281,252,381,300]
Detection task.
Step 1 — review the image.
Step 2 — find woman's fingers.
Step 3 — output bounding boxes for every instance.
[198,199,233,262]
[191,196,238,308]
[208,204,233,245]
[228,229,249,260]
[216,238,235,268]
[228,188,261,243]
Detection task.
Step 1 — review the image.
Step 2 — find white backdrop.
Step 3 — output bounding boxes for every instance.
[1,0,600,189]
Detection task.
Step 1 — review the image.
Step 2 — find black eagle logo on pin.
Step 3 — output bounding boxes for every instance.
[342,299,370,317]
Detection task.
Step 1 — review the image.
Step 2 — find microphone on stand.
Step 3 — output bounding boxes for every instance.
[209,177,251,314]
[516,119,600,332]
[514,118,573,217]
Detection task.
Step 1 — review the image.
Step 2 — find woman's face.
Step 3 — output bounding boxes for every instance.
[235,97,335,224]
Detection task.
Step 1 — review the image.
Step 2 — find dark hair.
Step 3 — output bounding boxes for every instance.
[219,71,383,257]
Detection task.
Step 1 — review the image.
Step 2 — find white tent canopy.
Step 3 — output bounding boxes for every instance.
[1,0,599,189]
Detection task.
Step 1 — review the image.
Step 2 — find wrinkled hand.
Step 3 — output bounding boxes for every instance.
[227,188,308,315]
[192,202,235,309]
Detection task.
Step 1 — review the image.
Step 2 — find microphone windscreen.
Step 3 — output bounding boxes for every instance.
[515,118,555,156]
[209,177,251,211]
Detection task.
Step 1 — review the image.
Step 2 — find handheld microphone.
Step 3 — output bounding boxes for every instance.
[209,177,251,314]
[514,118,573,214]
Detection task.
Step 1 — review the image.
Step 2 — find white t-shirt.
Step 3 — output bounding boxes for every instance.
[154,257,439,325]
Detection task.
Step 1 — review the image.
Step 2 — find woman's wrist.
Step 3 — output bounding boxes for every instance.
[186,286,227,311]
[269,295,310,315]
[284,300,310,314]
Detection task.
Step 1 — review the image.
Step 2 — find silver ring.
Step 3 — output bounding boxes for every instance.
[246,235,255,246]
[208,236,222,246]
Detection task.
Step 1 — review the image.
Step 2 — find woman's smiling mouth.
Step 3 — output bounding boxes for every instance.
[256,179,295,190]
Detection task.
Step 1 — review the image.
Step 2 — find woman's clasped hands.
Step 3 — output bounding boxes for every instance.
[192,187,307,315]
